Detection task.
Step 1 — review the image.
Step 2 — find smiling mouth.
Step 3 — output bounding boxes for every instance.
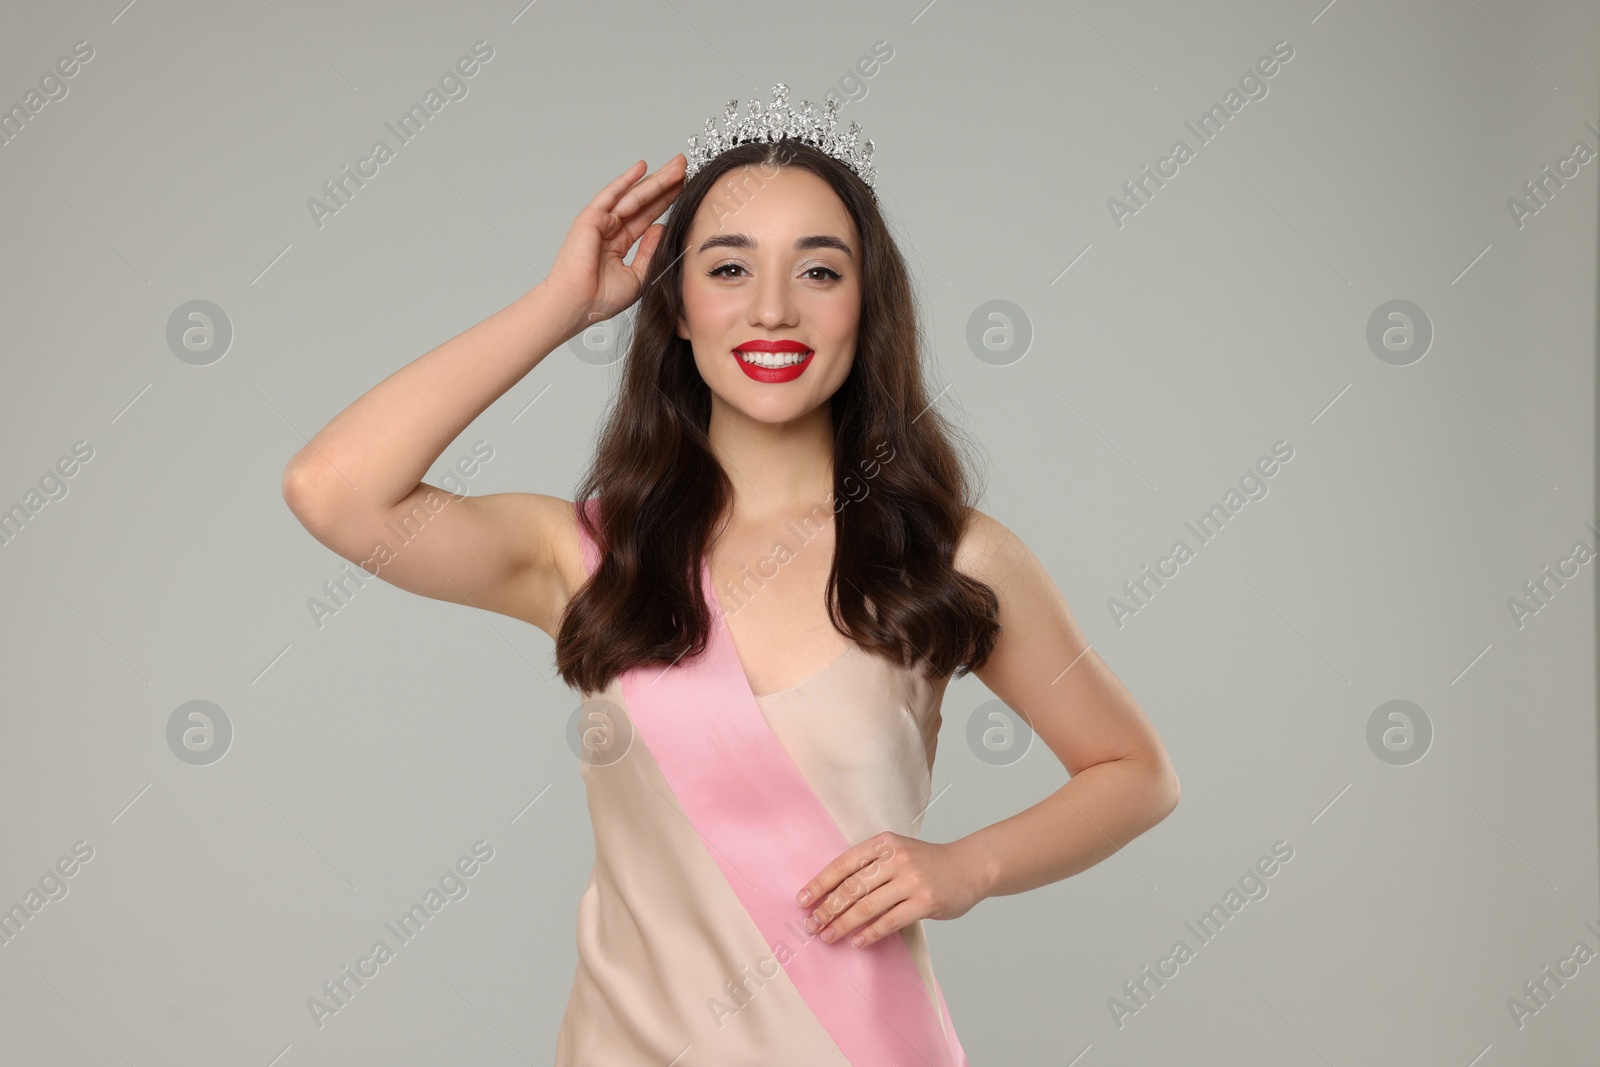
[734,348,814,368]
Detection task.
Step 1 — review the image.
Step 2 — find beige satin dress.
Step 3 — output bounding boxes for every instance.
[554,640,961,1064]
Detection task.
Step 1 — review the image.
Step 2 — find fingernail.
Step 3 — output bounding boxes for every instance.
[797,890,811,905]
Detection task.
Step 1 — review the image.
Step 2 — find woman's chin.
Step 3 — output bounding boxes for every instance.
[706,386,824,425]
[702,370,837,418]
[738,398,823,425]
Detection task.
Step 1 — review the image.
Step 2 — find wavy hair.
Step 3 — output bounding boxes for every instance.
[556,138,999,694]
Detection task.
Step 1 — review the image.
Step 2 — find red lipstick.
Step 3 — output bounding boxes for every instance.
[733,339,814,383]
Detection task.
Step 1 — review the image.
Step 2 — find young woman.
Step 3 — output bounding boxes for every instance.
[282,88,1179,1065]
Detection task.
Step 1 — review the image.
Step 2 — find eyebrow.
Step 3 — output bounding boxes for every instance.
[695,233,854,259]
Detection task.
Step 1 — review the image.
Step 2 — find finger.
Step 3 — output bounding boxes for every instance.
[816,879,903,943]
[614,154,684,223]
[808,863,891,933]
[797,837,882,908]
[594,174,680,267]
[798,834,898,909]
[627,223,665,279]
[626,174,684,237]
[585,159,649,215]
[847,898,924,949]
[810,839,899,930]
[611,154,688,225]
[604,184,676,261]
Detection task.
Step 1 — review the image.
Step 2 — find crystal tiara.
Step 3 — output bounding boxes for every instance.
[684,83,878,199]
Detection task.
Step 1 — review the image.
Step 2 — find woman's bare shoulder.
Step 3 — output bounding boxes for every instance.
[952,505,1033,587]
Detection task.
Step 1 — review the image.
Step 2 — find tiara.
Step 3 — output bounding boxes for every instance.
[684,83,877,198]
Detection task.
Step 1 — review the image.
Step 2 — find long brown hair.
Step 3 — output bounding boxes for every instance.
[556,139,999,694]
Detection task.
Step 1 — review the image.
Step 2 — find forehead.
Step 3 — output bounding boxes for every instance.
[685,165,858,249]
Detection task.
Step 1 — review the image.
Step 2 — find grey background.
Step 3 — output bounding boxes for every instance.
[1,0,1596,1063]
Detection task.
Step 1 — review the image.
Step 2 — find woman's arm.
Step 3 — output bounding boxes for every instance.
[796,508,1179,947]
[947,508,1180,899]
[280,283,587,635]
[281,156,686,638]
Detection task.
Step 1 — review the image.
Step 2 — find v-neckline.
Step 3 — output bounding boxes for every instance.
[703,555,857,701]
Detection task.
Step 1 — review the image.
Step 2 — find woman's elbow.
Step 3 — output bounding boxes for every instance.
[1160,770,1180,817]
[1141,758,1180,823]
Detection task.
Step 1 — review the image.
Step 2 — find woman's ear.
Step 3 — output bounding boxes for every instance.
[676,314,689,341]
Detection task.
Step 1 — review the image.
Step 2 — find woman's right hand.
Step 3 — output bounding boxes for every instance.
[541,155,687,334]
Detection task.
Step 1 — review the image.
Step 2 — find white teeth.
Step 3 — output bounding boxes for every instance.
[736,349,811,368]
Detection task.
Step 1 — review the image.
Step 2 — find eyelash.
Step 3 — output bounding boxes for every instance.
[707,263,843,282]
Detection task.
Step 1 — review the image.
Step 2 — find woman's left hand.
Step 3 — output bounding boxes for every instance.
[795,832,990,949]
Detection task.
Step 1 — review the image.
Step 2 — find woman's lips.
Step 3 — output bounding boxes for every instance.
[733,347,814,383]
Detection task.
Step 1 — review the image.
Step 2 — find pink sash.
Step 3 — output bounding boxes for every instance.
[574,498,966,1065]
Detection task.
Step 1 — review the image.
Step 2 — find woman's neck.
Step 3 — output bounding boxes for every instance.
[706,396,835,523]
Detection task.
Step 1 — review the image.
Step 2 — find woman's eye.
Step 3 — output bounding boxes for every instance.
[707,264,842,281]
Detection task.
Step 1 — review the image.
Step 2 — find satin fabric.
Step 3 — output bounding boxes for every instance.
[555,499,967,1065]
